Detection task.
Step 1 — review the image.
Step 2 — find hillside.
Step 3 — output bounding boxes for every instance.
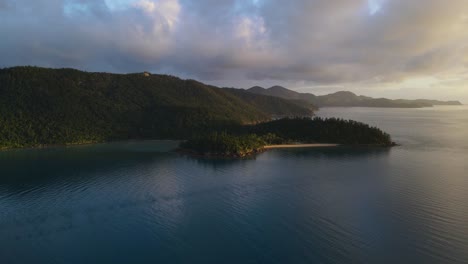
[0,67,312,149]
[224,88,315,117]
[248,86,463,108]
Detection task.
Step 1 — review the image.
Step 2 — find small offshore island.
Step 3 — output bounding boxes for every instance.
[179,118,395,158]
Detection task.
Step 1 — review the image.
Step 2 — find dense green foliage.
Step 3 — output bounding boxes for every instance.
[0,67,393,152]
[181,118,394,156]
[248,117,393,145]
[0,66,312,149]
[224,88,315,117]
[180,133,271,157]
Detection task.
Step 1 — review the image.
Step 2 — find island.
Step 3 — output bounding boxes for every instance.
[178,118,395,158]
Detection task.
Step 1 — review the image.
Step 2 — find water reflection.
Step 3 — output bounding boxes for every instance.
[0,125,467,264]
[265,146,391,159]
[0,143,177,186]
[183,146,391,170]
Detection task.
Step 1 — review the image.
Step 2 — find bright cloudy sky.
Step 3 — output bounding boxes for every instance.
[1,0,467,102]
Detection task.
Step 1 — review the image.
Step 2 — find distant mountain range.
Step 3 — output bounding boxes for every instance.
[248,86,462,108]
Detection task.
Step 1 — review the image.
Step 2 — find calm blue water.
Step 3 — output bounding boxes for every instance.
[1,107,468,264]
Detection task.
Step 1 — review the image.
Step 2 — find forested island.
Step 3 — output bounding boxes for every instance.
[1,66,394,155]
[179,118,395,157]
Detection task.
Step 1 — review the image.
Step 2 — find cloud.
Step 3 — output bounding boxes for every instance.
[0,0,467,100]
[0,0,8,9]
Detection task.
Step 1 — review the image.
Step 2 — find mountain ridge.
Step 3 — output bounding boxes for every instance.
[247,86,462,108]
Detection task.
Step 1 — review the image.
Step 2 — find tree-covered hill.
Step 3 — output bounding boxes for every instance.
[0,66,312,149]
[180,118,395,157]
[248,118,393,145]
[223,88,315,117]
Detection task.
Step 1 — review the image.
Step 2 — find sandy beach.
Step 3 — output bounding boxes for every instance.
[264,144,339,149]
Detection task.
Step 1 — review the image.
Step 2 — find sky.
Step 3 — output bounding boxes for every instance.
[1,0,467,102]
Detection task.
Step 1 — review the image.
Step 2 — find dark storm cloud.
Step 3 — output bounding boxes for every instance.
[0,0,467,94]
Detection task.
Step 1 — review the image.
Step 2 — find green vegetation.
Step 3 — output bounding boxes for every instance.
[0,67,394,154]
[0,66,312,149]
[248,117,393,145]
[180,118,395,157]
[180,133,271,157]
[224,88,315,117]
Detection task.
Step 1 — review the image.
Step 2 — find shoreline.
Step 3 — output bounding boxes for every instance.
[0,141,101,152]
[178,142,397,159]
[177,143,343,159]
[0,139,181,152]
[2,140,396,155]
[264,144,340,149]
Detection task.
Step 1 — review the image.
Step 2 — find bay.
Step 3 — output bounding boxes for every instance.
[1,106,467,264]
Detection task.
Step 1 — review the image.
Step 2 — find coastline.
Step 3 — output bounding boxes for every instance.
[2,140,396,156]
[177,142,398,159]
[264,144,340,149]
[177,143,343,159]
[0,140,101,152]
[0,139,181,152]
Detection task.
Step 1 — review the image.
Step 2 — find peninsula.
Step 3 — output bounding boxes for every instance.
[179,118,395,158]
[1,66,394,156]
